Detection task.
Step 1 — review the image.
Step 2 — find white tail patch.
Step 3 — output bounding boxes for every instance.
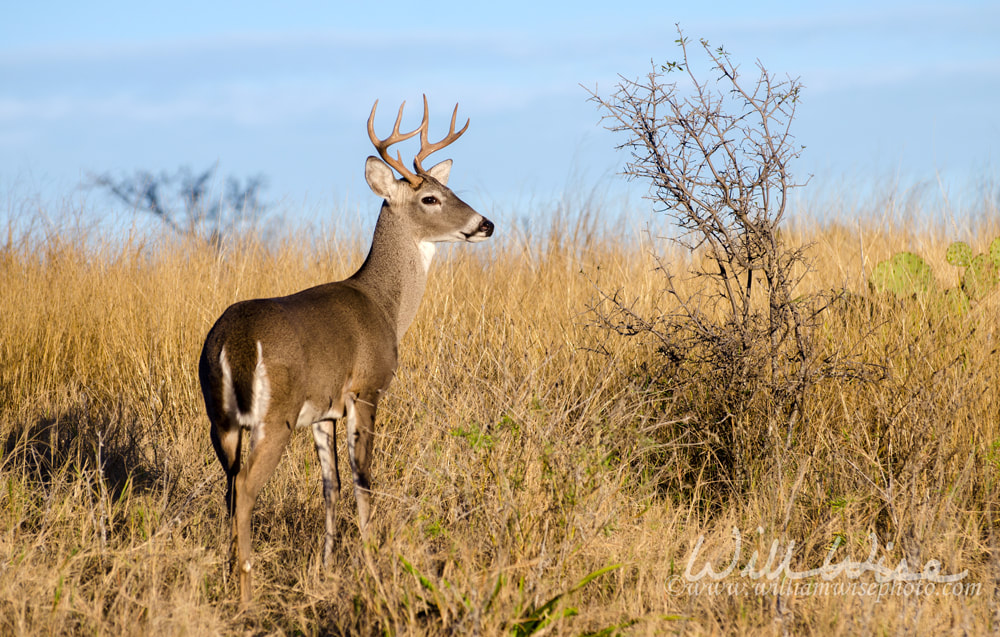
[218,342,272,446]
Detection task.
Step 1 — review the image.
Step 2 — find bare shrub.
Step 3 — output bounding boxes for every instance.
[586,28,830,488]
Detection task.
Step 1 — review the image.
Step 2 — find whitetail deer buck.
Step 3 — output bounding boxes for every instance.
[199,96,493,604]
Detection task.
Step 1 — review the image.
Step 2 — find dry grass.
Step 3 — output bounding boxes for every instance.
[1,195,998,635]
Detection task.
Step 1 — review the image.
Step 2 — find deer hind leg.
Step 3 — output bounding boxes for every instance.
[210,417,242,518]
[233,417,292,604]
[346,392,377,536]
[209,415,244,578]
[311,419,340,566]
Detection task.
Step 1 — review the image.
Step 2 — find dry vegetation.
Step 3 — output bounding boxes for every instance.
[1,192,999,635]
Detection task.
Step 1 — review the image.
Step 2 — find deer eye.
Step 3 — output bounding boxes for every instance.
[421,196,439,205]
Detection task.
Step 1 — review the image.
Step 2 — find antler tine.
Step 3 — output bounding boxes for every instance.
[367,99,424,187]
[413,94,470,175]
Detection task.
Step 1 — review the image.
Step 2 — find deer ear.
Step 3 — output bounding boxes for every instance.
[365,156,398,200]
[424,159,452,186]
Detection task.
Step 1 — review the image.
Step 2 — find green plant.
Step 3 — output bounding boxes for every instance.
[961,253,1000,301]
[396,557,627,635]
[940,287,972,315]
[945,238,1000,302]
[869,252,935,298]
[399,555,453,623]
[871,237,1000,310]
[451,423,495,450]
[945,241,973,267]
[508,564,622,636]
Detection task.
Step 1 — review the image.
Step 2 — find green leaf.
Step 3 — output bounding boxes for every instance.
[399,556,440,595]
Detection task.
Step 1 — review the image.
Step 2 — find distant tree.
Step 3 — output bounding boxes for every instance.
[91,165,267,246]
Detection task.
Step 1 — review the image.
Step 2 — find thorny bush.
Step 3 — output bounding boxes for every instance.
[586,28,842,491]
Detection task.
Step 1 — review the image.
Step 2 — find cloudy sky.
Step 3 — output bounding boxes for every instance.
[2,0,998,227]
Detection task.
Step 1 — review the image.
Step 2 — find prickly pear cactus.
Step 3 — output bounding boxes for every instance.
[945,241,973,267]
[938,287,971,315]
[990,237,1000,267]
[869,252,935,297]
[961,253,1000,301]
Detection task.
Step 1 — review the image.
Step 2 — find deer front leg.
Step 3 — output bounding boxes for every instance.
[345,393,377,536]
[311,419,340,566]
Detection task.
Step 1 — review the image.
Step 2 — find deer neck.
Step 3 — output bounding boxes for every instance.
[348,201,433,342]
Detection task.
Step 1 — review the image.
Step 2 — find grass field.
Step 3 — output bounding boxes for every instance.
[1,192,998,635]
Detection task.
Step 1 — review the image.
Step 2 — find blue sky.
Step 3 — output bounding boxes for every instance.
[2,1,998,228]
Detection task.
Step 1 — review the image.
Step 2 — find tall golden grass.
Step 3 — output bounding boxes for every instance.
[1,193,998,635]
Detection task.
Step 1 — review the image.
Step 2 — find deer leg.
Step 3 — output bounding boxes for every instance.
[209,418,242,555]
[311,419,340,566]
[346,393,377,536]
[233,419,292,605]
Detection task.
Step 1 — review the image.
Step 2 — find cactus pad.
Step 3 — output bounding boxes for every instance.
[961,253,999,301]
[939,288,971,315]
[869,252,935,297]
[990,237,1000,268]
[945,241,973,267]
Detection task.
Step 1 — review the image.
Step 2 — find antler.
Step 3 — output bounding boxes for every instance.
[413,94,470,174]
[368,99,424,187]
[368,95,470,188]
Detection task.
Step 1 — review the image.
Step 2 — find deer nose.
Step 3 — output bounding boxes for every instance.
[479,218,494,237]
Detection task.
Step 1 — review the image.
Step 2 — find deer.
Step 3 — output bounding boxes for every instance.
[198,95,494,604]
